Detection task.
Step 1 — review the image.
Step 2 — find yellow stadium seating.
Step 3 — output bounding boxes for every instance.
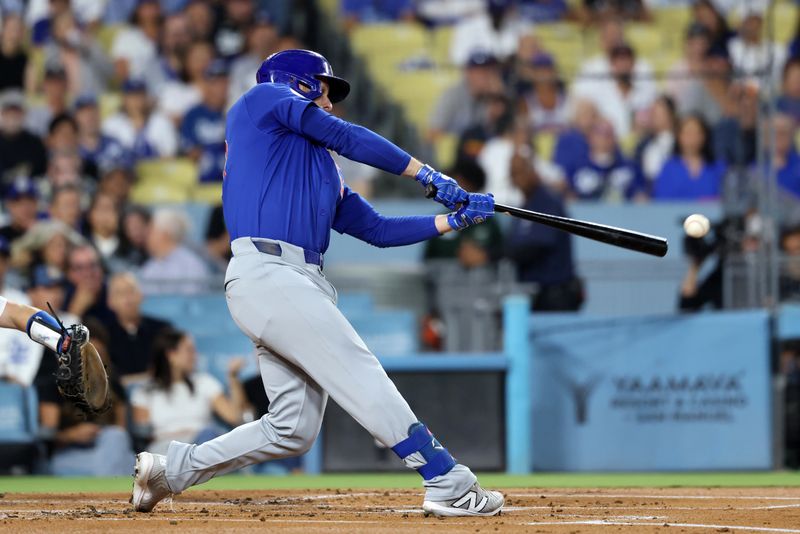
[95,24,122,55]
[136,158,198,189]
[434,134,457,169]
[99,92,121,120]
[536,131,556,162]
[191,183,224,204]
[130,181,190,204]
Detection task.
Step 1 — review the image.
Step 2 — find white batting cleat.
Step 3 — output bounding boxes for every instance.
[131,452,173,512]
[422,482,505,517]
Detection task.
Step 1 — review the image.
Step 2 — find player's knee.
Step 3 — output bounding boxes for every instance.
[264,414,322,455]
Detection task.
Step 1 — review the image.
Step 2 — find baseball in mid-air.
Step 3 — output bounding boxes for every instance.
[683,214,710,238]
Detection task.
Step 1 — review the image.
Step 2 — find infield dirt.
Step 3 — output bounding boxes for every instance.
[1,487,800,532]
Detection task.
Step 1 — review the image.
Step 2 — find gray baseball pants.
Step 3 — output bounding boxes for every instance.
[165,237,476,499]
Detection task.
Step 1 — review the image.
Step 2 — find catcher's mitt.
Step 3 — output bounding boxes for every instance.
[55,324,112,415]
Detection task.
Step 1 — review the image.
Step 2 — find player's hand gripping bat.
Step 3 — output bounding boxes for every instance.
[425,185,669,258]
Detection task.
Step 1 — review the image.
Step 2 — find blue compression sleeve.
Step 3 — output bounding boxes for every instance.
[299,105,412,175]
[333,187,440,247]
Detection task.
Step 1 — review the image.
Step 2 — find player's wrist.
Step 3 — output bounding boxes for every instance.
[414,164,435,185]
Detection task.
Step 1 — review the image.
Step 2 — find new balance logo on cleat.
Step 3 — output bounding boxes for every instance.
[452,491,488,511]
[422,482,504,517]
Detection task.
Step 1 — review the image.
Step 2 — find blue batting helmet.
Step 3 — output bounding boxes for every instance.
[256,49,350,103]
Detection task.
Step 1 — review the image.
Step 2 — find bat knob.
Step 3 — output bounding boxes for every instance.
[425,184,437,199]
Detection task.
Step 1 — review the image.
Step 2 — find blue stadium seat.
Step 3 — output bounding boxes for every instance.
[141,294,239,337]
[0,382,39,474]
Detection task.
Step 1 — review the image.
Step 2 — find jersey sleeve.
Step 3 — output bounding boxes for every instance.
[332,186,439,247]
[196,373,224,401]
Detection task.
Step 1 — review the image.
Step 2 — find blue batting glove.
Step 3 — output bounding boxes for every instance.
[415,164,469,210]
[447,193,495,231]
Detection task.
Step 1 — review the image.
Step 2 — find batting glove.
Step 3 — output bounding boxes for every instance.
[415,164,469,210]
[447,193,495,231]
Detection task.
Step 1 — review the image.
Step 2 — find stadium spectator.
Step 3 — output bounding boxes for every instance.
[111,0,161,82]
[516,0,569,23]
[102,79,178,160]
[713,82,759,167]
[142,11,191,95]
[29,0,73,47]
[653,114,725,201]
[781,225,800,301]
[84,191,123,263]
[37,318,133,476]
[0,238,40,386]
[180,60,228,183]
[0,177,40,244]
[139,208,211,295]
[691,0,733,57]
[565,118,641,201]
[43,10,113,95]
[665,23,712,106]
[506,147,582,311]
[204,205,231,274]
[572,42,656,139]
[25,64,69,137]
[0,90,47,182]
[184,0,216,42]
[678,46,731,127]
[518,53,568,133]
[476,117,525,206]
[74,94,130,181]
[429,51,504,139]
[552,98,599,181]
[0,14,29,92]
[63,243,113,322]
[131,327,245,455]
[415,0,484,26]
[424,159,503,269]
[571,17,656,136]
[213,0,257,59]
[228,14,279,106]
[42,149,85,192]
[449,0,528,67]
[121,205,151,267]
[10,220,85,280]
[777,58,800,123]
[48,184,84,231]
[771,114,800,199]
[158,40,214,122]
[341,0,413,29]
[104,272,171,384]
[634,95,677,191]
[580,0,649,22]
[456,91,514,165]
[97,163,135,206]
[728,7,785,87]
[46,113,79,154]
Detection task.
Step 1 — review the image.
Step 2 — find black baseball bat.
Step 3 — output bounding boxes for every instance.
[426,185,668,257]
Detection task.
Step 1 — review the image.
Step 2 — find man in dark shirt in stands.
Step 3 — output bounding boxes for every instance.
[506,147,583,311]
[103,272,171,384]
[0,176,40,245]
[0,91,47,183]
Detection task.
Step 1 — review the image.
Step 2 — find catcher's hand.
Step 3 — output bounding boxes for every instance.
[56,324,111,415]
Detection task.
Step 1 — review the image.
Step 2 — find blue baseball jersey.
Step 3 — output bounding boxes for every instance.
[652,157,726,201]
[223,83,439,253]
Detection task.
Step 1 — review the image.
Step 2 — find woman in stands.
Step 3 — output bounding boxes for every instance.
[652,114,726,201]
[131,327,245,455]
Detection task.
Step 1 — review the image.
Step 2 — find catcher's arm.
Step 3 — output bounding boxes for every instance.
[7,302,112,415]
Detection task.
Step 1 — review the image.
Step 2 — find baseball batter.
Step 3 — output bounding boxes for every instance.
[131,49,503,517]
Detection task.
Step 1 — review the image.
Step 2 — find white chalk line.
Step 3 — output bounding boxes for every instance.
[509,492,800,501]
[527,520,800,533]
